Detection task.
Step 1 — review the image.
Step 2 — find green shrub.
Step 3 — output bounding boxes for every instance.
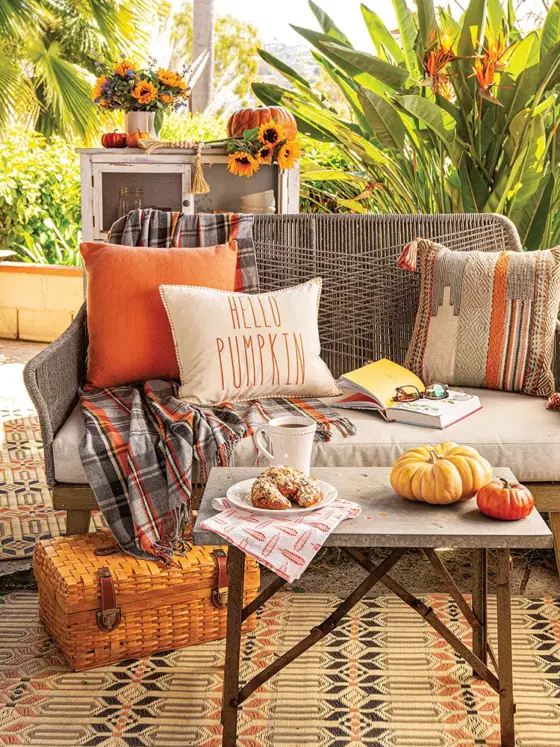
[159,112,228,142]
[0,131,82,265]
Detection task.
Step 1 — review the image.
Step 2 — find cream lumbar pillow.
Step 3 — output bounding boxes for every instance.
[160,278,340,404]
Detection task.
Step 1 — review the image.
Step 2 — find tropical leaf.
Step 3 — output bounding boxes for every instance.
[252,82,334,141]
[308,0,351,44]
[485,0,506,40]
[397,94,456,144]
[416,0,438,52]
[507,111,547,212]
[358,87,406,150]
[456,0,488,98]
[0,0,37,38]
[360,4,404,65]
[323,42,410,89]
[458,155,489,211]
[510,172,554,249]
[541,0,560,58]
[391,0,419,76]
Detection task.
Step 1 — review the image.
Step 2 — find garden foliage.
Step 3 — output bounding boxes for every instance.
[256,0,560,249]
[0,131,81,265]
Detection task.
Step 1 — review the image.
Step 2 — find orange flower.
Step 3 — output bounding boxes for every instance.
[159,93,174,105]
[91,75,107,100]
[257,144,273,165]
[157,68,179,86]
[114,60,137,77]
[277,140,301,170]
[227,151,260,177]
[131,80,157,104]
[421,35,456,99]
[258,120,285,146]
[474,58,503,106]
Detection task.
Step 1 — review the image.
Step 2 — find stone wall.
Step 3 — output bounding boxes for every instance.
[0,263,83,342]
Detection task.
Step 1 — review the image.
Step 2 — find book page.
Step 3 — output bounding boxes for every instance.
[340,359,425,410]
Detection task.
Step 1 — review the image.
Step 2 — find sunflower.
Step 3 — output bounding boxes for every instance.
[91,74,107,100]
[227,151,260,177]
[277,140,301,170]
[257,144,273,165]
[114,60,137,77]
[157,68,178,86]
[131,80,158,104]
[159,93,174,105]
[258,120,285,147]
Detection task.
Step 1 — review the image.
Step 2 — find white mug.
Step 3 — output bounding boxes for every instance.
[254,416,317,475]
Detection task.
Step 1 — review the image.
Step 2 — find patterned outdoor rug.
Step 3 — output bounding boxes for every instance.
[0,383,102,560]
[1,591,559,746]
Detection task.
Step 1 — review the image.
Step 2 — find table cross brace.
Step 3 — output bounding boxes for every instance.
[345,548,500,691]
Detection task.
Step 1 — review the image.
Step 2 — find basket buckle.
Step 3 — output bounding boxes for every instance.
[96,566,122,632]
[211,549,229,609]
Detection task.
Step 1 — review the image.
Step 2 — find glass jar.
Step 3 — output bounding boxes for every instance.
[118,187,144,218]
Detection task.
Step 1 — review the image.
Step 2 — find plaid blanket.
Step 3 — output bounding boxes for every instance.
[79,382,356,562]
[108,208,259,293]
[80,209,355,562]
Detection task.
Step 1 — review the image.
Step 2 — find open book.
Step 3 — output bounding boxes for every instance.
[331,359,481,429]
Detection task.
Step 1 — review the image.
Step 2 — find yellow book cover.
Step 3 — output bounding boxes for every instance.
[339,359,425,410]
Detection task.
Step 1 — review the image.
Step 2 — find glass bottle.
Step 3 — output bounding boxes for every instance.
[118,187,144,218]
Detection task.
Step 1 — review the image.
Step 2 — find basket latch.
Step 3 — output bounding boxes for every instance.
[211,549,229,609]
[96,567,122,632]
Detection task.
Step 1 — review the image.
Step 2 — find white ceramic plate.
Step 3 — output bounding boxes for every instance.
[226,478,338,516]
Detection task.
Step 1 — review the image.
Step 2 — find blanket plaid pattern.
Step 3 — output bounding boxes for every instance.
[80,211,355,562]
[107,208,259,293]
[79,382,356,562]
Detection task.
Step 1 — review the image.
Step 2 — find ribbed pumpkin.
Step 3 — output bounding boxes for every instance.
[390,442,493,505]
[227,106,298,139]
[477,478,534,520]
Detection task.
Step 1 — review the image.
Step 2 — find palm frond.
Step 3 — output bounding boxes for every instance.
[29,39,99,140]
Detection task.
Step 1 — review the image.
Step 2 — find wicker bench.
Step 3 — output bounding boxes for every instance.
[24,213,560,573]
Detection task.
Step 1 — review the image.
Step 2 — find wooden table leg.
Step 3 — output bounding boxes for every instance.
[496,549,515,747]
[221,546,245,747]
[472,548,488,673]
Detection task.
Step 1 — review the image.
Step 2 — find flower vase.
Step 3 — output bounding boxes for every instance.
[125,111,156,138]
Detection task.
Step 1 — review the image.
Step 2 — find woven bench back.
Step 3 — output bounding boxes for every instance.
[252,214,521,378]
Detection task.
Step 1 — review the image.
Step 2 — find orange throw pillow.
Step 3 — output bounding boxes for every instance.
[81,241,238,387]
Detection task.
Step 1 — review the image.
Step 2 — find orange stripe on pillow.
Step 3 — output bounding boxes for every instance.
[485,252,509,389]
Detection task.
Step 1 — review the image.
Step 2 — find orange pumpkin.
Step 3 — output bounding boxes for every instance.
[101,130,127,148]
[477,478,534,520]
[227,106,297,139]
[126,129,151,148]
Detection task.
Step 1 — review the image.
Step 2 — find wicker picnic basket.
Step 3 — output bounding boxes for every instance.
[34,531,260,671]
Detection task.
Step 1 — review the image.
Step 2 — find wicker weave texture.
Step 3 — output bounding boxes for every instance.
[34,532,260,671]
[252,214,522,378]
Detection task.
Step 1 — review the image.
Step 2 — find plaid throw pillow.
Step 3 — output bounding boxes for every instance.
[108,209,259,293]
[402,239,560,398]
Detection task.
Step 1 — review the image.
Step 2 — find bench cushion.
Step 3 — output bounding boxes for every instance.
[53,388,560,485]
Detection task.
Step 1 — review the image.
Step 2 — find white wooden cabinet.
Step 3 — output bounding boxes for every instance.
[78,147,300,242]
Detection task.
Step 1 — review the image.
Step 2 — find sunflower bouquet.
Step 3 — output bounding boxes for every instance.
[91,54,190,112]
[226,120,301,177]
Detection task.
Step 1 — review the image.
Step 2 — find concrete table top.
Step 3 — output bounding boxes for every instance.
[194,467,552,550]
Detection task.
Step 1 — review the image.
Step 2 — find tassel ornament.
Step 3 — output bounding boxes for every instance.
[191,142,210,194]
[397,239,420,272]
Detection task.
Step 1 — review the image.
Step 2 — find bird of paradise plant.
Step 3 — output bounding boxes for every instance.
[255,0,560,249]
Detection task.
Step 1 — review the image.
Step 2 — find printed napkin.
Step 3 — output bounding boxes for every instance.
[200,497,361,583]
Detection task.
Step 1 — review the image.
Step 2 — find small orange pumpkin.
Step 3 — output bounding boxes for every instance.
[126,129,150,148]
[101,130,127,148]
[227,106,297,139]
[477,478,534,521]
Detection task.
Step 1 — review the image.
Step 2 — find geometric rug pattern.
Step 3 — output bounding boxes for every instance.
[1,591,559,745]
[0,385,103,560]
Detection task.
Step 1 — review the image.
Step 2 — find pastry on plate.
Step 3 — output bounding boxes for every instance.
[250,466,322,510]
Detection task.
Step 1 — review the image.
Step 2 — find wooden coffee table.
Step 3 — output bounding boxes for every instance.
[194,467,553,747]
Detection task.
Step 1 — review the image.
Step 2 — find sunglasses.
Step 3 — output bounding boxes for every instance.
[392,383,449,403]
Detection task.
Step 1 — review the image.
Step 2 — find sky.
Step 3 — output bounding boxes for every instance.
[213,0,548,46]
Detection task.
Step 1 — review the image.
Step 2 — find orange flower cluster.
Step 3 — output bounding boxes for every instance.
[474,36,508,106]
[227,120,301,178]
[421,34,456,99]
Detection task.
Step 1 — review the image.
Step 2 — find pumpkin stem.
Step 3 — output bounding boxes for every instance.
[499,477,512,489]
[429,450,440,464]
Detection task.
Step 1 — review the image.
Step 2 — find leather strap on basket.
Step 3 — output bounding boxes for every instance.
[96,567,122,632]
[211,549,229,609]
